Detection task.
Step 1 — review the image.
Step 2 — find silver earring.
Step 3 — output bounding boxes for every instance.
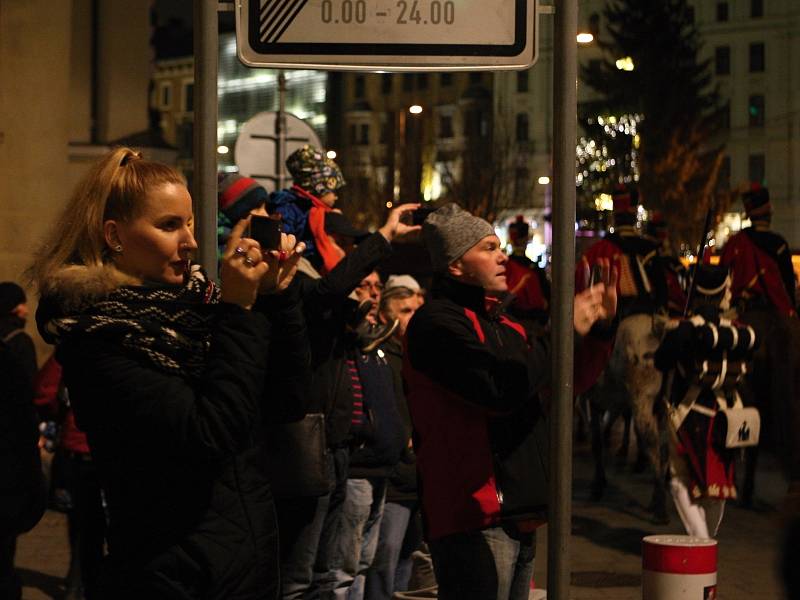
[114,245,123,253]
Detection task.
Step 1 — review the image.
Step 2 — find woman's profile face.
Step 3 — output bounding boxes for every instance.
[110,183,198,285]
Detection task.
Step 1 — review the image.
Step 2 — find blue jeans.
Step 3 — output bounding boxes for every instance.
[364,502,413,600]
[279,447,348,600]
[316,477,387,600]
[429,525,536,600]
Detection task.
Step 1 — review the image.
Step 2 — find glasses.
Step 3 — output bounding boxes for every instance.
[357,281,384,292]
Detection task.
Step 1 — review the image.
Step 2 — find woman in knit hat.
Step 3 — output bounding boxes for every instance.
[268,145,346,274]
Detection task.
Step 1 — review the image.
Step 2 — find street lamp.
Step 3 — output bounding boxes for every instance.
[326,150,337,159]
[576,33,594,44]
[408,104,423,115]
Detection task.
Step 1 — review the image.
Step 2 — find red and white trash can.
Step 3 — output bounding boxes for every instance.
[642,535,718,599]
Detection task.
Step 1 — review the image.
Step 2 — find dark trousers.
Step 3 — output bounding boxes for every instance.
[276,446,349,600]
[0,535,20,600]
[740,308,800,482]
[429,526,535,600]
[63,454,106,599]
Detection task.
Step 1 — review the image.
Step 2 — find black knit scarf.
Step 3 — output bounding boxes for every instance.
[45,265,221,379]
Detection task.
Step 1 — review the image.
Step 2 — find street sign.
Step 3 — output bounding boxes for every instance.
[235,0,537,71]
[234,111,322,192]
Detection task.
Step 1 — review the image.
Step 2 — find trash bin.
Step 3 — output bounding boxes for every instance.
[642,535,717,599]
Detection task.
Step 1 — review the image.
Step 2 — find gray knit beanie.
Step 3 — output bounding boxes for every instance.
[422,203,496,273]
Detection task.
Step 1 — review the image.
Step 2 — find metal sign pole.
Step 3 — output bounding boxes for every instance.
[194,0,220,282]
[276,71,288,190]
[548,0,577,597]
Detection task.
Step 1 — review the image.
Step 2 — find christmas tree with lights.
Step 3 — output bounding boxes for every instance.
[579,0,726,248]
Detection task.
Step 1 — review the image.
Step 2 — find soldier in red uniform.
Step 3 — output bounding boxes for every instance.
[577,185,667,319]
[719,183,800,509]
[646,211,687,316]
[503,215,550,335]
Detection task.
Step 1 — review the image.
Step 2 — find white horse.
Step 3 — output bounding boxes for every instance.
[587,313,670,522]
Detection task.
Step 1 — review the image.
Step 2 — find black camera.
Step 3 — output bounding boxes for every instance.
[411,206,436,226]
[248,216,283,251]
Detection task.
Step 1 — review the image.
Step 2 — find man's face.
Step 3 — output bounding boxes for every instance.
[381,295,418,337]
[449,235,508,294]
[354,271,382,321]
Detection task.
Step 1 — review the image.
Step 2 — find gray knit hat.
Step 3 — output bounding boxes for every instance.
[422,203,496,272]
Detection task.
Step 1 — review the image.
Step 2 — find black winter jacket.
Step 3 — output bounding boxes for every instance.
[405,277,550,540]
[295,232,393,447]
[0,316,44,537]
[46,289,307,600]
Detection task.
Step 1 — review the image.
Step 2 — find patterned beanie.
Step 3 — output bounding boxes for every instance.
[218,173,269,223]
[423,203,496,273]
[0,282,26,315]
[286,145,346,197]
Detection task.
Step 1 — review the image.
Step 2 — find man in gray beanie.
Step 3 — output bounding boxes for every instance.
[404,203,617,600]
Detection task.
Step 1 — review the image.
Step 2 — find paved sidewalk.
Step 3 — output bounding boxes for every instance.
[531,444,788,599]
[15,445,790,599]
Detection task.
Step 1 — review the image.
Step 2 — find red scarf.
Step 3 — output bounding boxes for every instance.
[292,185,344,274]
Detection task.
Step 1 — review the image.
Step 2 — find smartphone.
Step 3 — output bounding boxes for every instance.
[249,215,283,251]
[411,207,436,226]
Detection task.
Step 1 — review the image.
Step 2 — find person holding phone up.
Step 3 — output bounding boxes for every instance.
[28,147,308,600]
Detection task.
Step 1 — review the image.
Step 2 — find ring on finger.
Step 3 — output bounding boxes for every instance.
[278,250,288,262]
[244,255,256,267]
[234,246,247,255]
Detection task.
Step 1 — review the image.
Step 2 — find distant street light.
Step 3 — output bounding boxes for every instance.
[538,176,551,185]
[576,33,594,44]
[326,150,337,159]
[408,105,423,115]
[217,145,230,154]
[615,56,635,71]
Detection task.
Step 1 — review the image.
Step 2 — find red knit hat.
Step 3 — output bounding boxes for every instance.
[218,174,269,223]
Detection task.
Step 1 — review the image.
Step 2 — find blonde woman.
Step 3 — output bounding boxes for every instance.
[28,147,307,599]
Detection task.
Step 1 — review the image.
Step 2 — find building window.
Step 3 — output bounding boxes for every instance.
[183,82,194,112]
[355,75,365,99]
[720,101,731,129]
[440,73,453,87]
[751,0,763,18]
[466,110,489,138]
[349,124,357,144]
[379,118,389,144]
[417,73,428,90]
[748,153,766,184]
[381,74,392,95]
[517,71,529,93]
[358,124,370,145]
[516,113,529,142]
[749,43,765,72]
[748,95,765,127]
[469,72,482,84]
[159,82,172,109]
[686,5,695,22]
[715,46,730,75]
[402,74,414,91]
[439,115,454,139]
[716,2,729,22]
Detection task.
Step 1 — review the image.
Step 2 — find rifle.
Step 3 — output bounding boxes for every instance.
[682,202,716,317]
